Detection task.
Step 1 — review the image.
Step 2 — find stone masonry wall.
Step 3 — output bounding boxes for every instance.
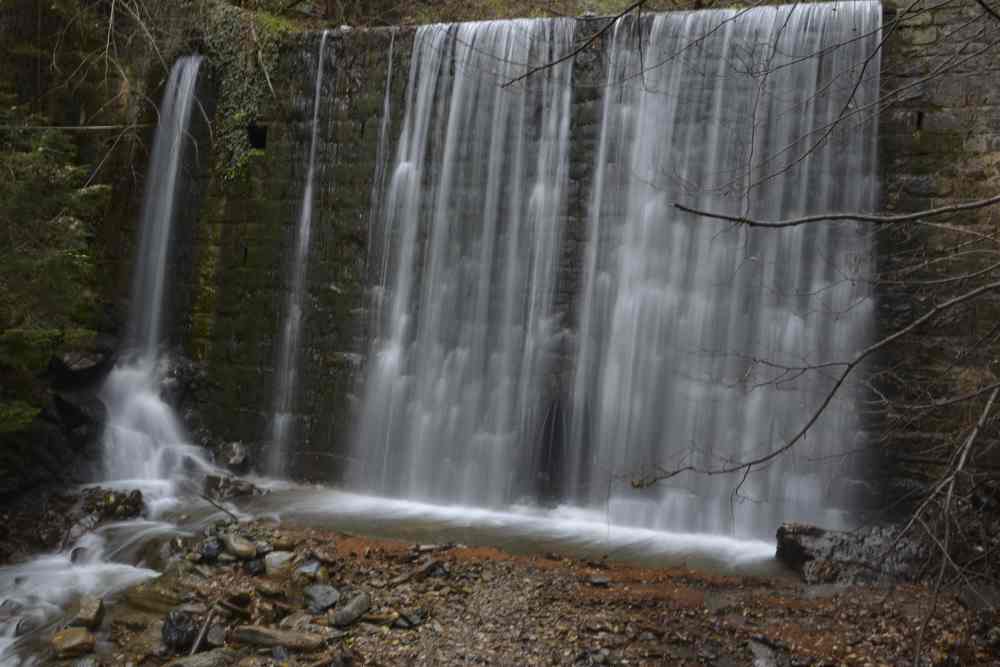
[163,0,1000,492]
[877,0,1000,505]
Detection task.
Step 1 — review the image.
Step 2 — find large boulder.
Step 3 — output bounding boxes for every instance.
[776,522,930,584]
[46,342,116,391]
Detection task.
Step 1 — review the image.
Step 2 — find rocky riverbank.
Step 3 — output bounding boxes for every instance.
[38,519,998,666]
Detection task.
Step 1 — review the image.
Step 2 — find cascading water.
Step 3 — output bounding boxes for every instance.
[102,56,212,484]
[355,2,881,538]
[352,19,575,504]
[569,2,881,537]
[1,56,213,665]
[268,31,331,476]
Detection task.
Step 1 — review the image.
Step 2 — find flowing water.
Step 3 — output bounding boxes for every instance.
[569,2,881,537]
[352,19,576,504]
[103,56,213,485]
[268,32,332,476]
[354,2,881,538]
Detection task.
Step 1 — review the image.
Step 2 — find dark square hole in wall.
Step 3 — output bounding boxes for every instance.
[248,122,268,149]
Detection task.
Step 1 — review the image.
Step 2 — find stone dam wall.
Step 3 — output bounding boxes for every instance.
[133,0,1000,499]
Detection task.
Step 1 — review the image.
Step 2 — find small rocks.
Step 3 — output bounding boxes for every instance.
[162,608,199,652]
[272,534,296,551]
[392,607,426,630]
[588,576,610,588]
[200,538,223,562]
[244,558,265,576]
[303,584,340,614]
[331,591,370,627]
[222,533,257,560]
[51,627,95,658]
[230,625,325,651]
[264,551,294,575]
[311,545,337,564]
[71,595,104,630]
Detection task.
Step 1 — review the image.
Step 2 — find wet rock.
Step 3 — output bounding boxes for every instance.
[230,625,325,651]
[222,533,257,560]
[204,475,263,501]
[200,538,223,562]
[126,579,185,614]
[331,591,370,627]
[304,584,340,613]
[206,623,227,648]
[392,608,426,629]
[776,522,929,584]
[256,580,284,598]
[162,608,199,652]
[163,649,237,667]
[71,595,104,630]
[52,392,107,445]
[81,487,144,521]
[588,576,610,588]
[51,627,96,658]
[264,551,294,575]
[47,344,115,391]
[215,442,249,473]
[295,560,322,580]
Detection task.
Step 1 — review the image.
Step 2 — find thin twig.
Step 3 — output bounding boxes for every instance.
[200,493,239,522]
[189,607,216,656]
[501,1,647,88]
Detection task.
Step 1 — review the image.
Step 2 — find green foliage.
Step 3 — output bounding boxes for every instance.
[0,77,106,423]
[0,401,41,434]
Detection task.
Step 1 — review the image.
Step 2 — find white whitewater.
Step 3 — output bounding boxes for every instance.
[356,2,881,538]
[268,31,330,476]
[103,56,212,484]
[353,19,576,504]
[570,2,881,537]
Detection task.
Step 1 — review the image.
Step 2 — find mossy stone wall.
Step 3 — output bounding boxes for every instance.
[151,1,1000,491]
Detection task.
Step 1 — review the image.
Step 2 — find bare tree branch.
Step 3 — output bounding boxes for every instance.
[674,192,1000,228]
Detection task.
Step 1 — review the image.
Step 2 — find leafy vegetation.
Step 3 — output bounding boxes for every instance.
[0,64,107,429]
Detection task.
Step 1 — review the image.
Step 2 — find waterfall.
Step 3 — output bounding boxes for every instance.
[102,56,211,483]
[570,2,881,536]
[352,19,576,504]
[268,31,331,476]
[353,2,881,537]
